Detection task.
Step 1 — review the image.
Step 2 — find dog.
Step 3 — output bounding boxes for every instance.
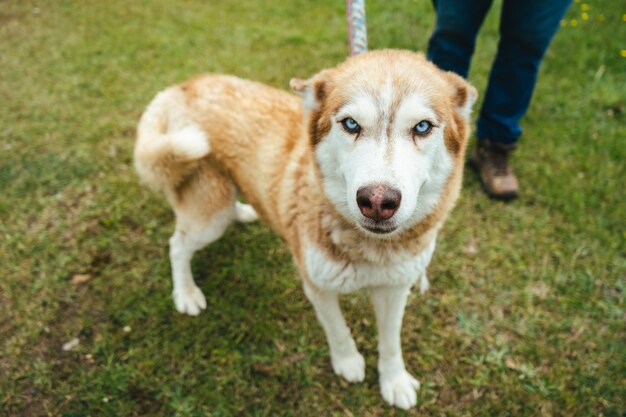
[134,49,476,409]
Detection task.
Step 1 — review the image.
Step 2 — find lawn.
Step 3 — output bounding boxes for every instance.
[1,0,624,416]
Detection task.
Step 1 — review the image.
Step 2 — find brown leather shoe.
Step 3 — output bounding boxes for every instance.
[469,139,519,200]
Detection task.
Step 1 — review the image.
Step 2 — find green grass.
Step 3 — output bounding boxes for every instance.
[1,0,624,415]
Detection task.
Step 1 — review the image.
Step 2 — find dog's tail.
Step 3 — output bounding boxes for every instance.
[134,87,210,192]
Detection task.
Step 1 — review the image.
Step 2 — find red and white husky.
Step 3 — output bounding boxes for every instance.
[135,49,476,409]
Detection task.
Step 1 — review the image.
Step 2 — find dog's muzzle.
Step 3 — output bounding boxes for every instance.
[356,184,401,234]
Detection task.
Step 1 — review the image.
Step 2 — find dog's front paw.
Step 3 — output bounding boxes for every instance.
[331,351,365,383]
[173,286,207,316]
[380,370,420,409]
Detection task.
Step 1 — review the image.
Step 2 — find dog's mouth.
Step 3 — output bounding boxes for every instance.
[359,220,398,235]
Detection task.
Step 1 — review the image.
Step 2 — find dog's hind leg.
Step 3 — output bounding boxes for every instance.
[168,166,236,316]
[234,201,258,223]
[169,208,233,315]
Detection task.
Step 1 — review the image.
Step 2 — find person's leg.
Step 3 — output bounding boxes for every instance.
[427,0,494,78]
[477,0,572,143]
[471,0,572,199]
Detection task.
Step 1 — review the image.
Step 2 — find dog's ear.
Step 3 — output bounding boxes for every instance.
[290,69,333,112]
[440,71,478,155]
[444,71,478,119]
[290,69,335,145]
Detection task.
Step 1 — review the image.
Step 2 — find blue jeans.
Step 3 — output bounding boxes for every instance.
[428,0,571,144]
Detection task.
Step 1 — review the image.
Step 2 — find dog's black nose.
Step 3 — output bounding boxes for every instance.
[356,184,401,221]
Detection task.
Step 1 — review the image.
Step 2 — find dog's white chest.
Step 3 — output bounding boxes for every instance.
[303,240,435,293]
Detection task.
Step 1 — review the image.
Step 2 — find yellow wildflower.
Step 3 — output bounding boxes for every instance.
[621,50,626,58]
[581,3,589,11]
[581,12,589,20]
[570,19,578,27]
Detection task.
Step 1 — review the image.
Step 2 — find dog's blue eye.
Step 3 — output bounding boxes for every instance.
[341,117,361,134]
[413,120,433,135]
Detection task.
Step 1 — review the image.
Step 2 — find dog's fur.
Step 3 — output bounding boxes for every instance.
[134,50,476,409]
